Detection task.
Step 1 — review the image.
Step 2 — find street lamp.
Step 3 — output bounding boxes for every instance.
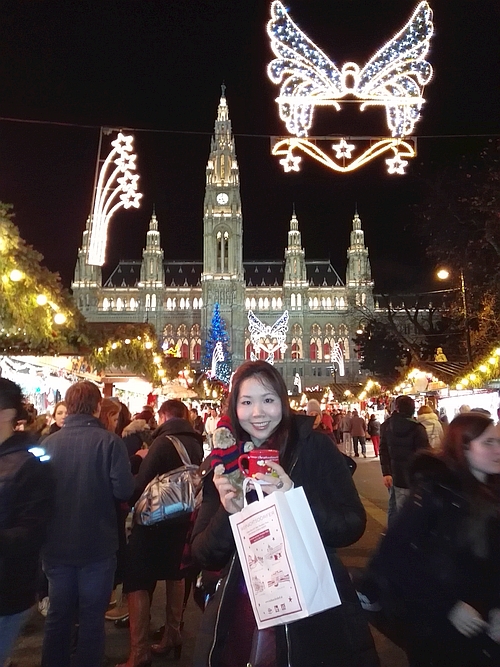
[437,267,472,363]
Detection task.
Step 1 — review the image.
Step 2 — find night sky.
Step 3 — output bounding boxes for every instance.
[0,0,498,293]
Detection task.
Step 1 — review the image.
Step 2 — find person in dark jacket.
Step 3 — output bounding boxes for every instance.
[41,381,134,667]
[379,395,429,525]
[117,399,203,667]
[0,378,54,667]
[191,361,379,667]
[367,414,381,457]
[364,413,500,666]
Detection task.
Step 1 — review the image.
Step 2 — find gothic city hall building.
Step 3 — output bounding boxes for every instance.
[73,92,374,389]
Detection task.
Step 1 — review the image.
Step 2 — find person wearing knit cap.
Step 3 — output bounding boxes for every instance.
[306,399,323,429]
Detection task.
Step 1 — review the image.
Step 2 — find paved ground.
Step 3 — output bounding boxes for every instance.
[11,446,408,666]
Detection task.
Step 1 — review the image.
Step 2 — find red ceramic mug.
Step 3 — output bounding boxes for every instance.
[237,449,280,478]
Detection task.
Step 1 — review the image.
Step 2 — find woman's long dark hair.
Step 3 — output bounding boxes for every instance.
[227,361,293,468]
[440,413,500,557]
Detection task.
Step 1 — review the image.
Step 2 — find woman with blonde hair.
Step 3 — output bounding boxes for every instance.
[416,404,444,449]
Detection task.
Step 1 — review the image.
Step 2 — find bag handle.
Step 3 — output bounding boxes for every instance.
[242,476,265,506]
[166,435,192,468]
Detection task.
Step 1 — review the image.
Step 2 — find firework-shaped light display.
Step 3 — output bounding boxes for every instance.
[87,132,143,266]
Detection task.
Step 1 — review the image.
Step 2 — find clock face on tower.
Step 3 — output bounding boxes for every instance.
[216,192,229,205]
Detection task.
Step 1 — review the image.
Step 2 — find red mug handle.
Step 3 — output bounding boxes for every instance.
[238,453,250,476]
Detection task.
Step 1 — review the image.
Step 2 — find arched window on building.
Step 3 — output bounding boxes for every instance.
[116,297,123,311]
[277,297,282,309]
[258,297,264,310]
[145,294,151,309]
[313,297,318,309]
[151,294,156,310]
[199,298,203,308]
[291,342,301,359]
[102,298,110,311]
[166,298,172,310]
[291,293,296,309]
[245,341,252,360]
[129,297,137,310]
[271,297,277,309]
[193,298,198,309]
[309,341,318,360]
[264,297,269,309]
[245,298,250,309]
[251,297,256,310]
[339,296,345,308]
[180,298,185,309]
[323,340,331,359]
[326,297,332,309]
[186,298,190,309]
[192,343,201,362]
[297,293,302,310]
[291,323,302,359]
[216,230,229,273]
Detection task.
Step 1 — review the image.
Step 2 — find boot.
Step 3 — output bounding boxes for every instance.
[150,579,183,659]
[115,590,151,667]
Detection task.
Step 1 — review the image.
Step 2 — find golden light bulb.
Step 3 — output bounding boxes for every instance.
[36,294,48,306]
[9,269,23,282]
[53,313,66,325]
[145,341,153,350]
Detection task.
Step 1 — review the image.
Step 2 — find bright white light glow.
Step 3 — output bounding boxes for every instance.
[247,310,289,364]
[87,132,143,266]
[268,1,433,138]
[53,313,66,325]
[272,137,416,174]
[330,342,345,377]
[267,1,433,173]
[9,269,23,282]
[36,294,48,306]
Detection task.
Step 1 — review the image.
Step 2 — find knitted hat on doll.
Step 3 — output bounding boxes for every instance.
[210,415,254,493]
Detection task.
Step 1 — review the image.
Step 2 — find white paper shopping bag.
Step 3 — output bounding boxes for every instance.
[229,484,341,629]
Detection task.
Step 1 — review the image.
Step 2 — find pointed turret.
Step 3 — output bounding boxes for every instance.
[284,209,307,286]
[72,217,102,312]
[139,210,164,286]
[202,89,246,367]
[346,209,374,307]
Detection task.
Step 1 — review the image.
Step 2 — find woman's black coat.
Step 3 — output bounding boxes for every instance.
[191,414,380,667]
[365,452,500,664]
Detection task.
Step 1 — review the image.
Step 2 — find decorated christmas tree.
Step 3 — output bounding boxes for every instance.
[203,303,231,384]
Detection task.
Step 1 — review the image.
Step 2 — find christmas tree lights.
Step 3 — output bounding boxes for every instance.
[267,1,433,174]
[247,310,289,364]
[87,132,143,266]
[203,303,232,384]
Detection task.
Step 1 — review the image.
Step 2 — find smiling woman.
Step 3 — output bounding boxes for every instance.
[191,360,379,667]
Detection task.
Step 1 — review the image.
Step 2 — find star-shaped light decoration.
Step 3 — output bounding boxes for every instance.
[279,150,301,172]
[332,138,355,159]
[386,153,409,175]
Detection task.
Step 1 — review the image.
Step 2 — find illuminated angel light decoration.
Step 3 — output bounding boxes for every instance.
[247,310,289,364]
[267,1,434,174]
[87,132,143,266]
[330,341,345,377]
[206,340,228,384]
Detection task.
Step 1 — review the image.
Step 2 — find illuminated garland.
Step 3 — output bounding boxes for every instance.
[267,1,433,173]
[87,132,143,266]
[247,310,289,364]
[454,346,500,391]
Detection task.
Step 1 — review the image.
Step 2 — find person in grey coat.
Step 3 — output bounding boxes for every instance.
[41,381,134,667]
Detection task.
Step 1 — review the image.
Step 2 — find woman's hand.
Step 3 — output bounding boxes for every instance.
[213,472,244,515]
[448,601,487,637]
[487,608,500,643]
[254,461,293,494]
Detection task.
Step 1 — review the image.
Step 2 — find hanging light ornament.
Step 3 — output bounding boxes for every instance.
[247,310,289,364]
[87,132,143,266]
[267,1,434,174]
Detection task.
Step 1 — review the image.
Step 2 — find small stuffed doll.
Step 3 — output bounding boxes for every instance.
[211,414,254,495]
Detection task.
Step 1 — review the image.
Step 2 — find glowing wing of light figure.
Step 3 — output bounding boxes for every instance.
[247,310,289,363]
[210,341,225,379]
[356,2,434,137]
[267,1,433,139]
[332,342,345,377]
[267,1,343,137]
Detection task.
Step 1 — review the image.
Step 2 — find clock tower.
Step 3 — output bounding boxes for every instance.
[201,88,245,367]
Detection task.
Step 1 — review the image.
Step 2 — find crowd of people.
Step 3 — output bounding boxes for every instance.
[1,366,500,667]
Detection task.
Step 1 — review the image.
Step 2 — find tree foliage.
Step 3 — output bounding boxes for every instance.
[414,139,500,359]
[0,203,87,353]
[353,321,406,382]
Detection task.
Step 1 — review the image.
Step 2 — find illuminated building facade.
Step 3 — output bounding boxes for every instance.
[73,92,374,388]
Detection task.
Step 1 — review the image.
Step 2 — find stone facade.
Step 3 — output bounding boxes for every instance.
[72,93,375,389]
